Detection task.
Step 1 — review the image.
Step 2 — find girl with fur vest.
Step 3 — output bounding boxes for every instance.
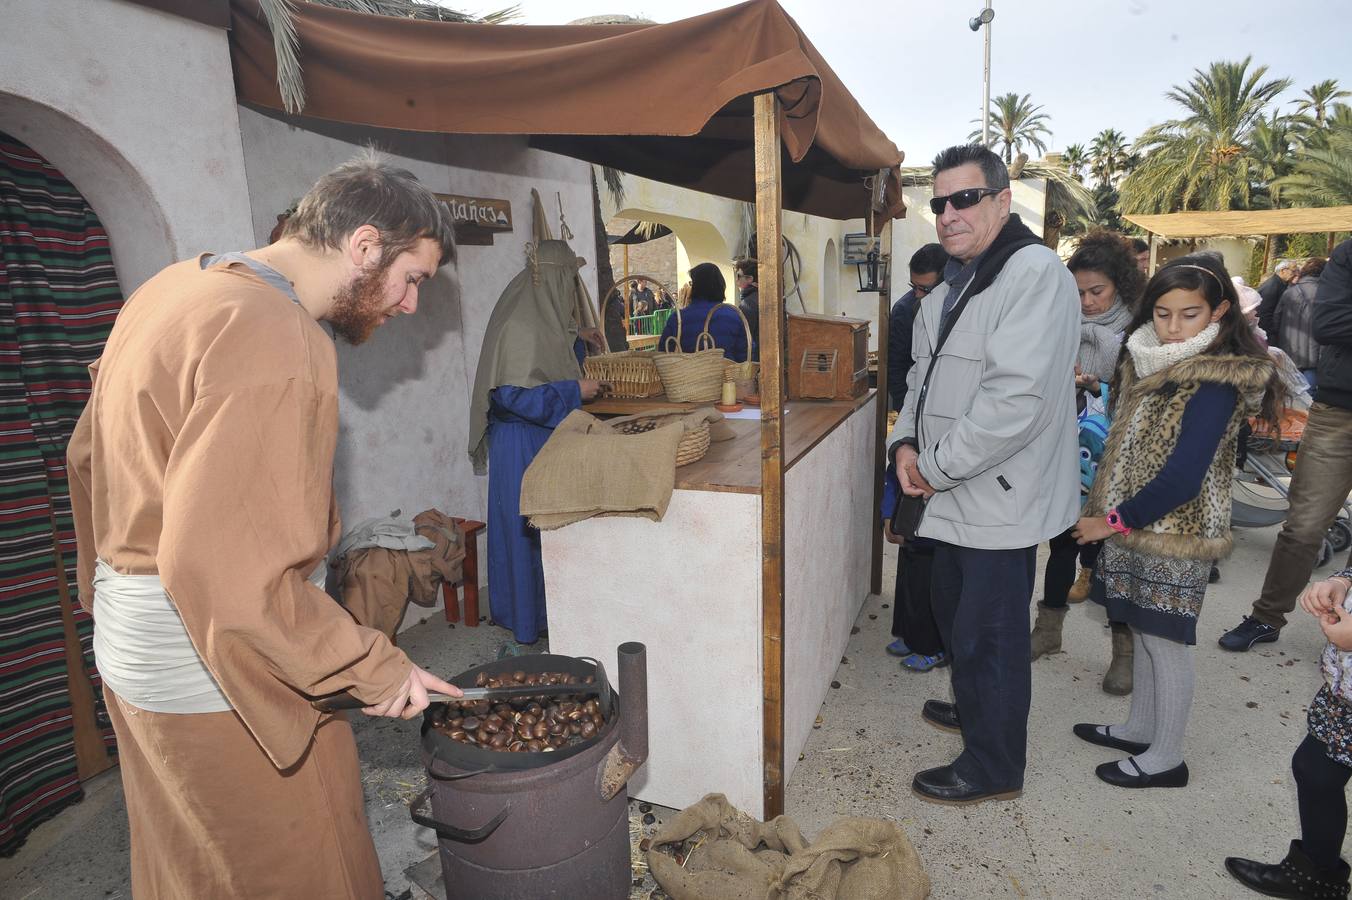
[1224,568,1352,898]
[1071,254,1281,789]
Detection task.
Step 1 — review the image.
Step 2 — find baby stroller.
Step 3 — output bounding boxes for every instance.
[1232,406,1352,567]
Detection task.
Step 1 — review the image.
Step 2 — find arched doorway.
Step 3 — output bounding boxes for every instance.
[821,238,839,315]
[0,129,124,855]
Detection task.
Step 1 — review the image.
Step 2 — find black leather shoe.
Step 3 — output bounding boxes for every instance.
[1094,756,1188,788]
[1219,616,1280,652]
[1225,840,1350,899]
[912,764,1021,806]
[1073,723,1150,755]
[921,699,960,733]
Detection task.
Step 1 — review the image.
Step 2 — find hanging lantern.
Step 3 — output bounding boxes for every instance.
[854,249,890,293]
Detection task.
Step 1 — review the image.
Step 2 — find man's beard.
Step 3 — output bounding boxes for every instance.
[327,262,393,346]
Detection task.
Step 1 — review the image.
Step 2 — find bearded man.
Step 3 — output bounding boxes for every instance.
[68,154,461,898]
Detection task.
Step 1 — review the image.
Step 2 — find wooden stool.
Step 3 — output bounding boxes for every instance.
[442,518,486,627]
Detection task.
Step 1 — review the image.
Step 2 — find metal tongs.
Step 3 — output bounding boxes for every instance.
[311,658,611,712]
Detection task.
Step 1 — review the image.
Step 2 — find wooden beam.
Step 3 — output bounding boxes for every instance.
[870,218,892,596]
[754,91,787,820]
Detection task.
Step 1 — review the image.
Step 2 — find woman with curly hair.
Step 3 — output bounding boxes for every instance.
[1030,231,1145,694]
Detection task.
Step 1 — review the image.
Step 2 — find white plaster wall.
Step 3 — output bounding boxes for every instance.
[541,489,765,815]
[236,109,597,594]
[782,401,876,785]
[0,0,254,293]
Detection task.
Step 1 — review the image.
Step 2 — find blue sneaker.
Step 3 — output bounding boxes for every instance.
[900,651,949,672]
[886,638,911,657]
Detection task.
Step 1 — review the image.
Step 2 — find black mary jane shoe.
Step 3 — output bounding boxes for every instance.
[921,699,961,733]
[1225,840,1350,899]
[1073,723,1150,755]
[912,764,1022,806]
[1094,756,1189,789]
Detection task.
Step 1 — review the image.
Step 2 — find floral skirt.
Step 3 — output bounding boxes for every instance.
[1309,684,1352,768]
[1091,539,1211,644]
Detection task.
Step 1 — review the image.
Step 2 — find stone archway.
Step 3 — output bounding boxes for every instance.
[821,238,839,315]
[0,92,173,294]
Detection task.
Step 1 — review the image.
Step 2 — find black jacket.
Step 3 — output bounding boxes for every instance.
[887,290,917,412]
[1315,238,1352,409]
[1256,273,1287,337]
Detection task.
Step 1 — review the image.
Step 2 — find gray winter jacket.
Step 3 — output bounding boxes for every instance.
[1274,276,1321,370]
[886,242,1080,550]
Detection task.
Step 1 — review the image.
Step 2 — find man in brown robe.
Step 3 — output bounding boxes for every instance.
[68,155,460,899]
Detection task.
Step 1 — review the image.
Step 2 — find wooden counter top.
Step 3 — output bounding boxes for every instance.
[673,391,876,495]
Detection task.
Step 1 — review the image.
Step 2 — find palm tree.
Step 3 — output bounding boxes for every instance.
[1119,57,1292,213]
[1089,128,1130,188]
[1293,79,1350,129]
[258,0,521,114]
[969,92,1052,164]
[1248,113,1298,207]
[1062,144,1088,182]
[1278,120,1352,206]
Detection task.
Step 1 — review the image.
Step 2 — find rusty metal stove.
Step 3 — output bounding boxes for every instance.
[412,643,648,899]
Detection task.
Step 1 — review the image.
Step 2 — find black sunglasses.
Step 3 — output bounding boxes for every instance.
[909,281,937,297]
[929,187,1002,216]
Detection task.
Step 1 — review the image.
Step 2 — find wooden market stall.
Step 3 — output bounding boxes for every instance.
[227,0,905,819]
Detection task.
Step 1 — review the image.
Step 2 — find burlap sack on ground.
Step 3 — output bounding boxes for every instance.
[647,793,929,900]
[338,508,465,639]
[521,408,730,530]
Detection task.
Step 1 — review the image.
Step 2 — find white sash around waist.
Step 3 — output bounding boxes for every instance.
[93,559,327,714]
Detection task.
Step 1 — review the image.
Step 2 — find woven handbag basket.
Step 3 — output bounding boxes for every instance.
[702,302,759,385]
[654,308,726,402]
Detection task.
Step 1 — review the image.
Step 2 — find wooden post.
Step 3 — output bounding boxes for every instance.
[870,218,893,596]
[1147,232,1159,276]
[754,91,787,820]
[1261,233,1274,281]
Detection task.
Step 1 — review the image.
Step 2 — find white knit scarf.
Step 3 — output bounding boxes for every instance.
[1126,321,1220,377]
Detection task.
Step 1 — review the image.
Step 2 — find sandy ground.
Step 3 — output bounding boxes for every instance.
[1,518,1345,900]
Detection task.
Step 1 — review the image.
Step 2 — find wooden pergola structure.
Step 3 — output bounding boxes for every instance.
[1125,206,1352,273]
[222,0,906,816]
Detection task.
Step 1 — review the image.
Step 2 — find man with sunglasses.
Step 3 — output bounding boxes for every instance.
[888,243,949,412]
[886,144,1080,806]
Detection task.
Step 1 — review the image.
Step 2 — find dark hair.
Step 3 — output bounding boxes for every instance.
[1113,252,1282,426]
[1300,257,1327,278]
[283,150,457,267]
[688,262,726,303]
[1067,229,1145,309]
[930,144,1010,191]
[1130,238,1149,254]
[735,259,758,281]
[909,243,950,275]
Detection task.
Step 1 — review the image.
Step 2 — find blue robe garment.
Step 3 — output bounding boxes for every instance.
[485,379,582,643]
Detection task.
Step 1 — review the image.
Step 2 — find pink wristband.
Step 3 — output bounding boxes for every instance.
[1106,508,1132,536]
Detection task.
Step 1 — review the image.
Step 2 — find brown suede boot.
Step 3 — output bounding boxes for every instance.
[1102,622,1134,695]
[1030,603,1068,660]
[1066,568,1092,603]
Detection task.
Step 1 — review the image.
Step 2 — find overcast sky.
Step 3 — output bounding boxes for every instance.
[506,0,1346,166]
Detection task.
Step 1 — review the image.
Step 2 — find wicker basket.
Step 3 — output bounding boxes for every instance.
[702,303,759,385]
[611,415,711,467]
[583,351,662,399]
[654,309,727,402]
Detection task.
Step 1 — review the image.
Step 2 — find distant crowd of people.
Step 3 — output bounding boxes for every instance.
[880,142,1352,899]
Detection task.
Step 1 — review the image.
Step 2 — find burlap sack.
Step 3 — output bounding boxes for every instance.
[520,408,732,530]
[647,793,929,900]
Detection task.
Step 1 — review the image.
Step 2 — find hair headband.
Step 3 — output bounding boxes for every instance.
[1172,263,1228,295]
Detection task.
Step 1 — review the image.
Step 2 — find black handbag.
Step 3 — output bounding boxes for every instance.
[890,279,979,541]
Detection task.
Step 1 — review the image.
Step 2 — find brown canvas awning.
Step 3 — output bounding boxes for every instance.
[1125,206,1352,238]
[226,0,904,222]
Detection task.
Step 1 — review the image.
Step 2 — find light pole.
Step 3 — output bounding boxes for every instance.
[969,3,994,147]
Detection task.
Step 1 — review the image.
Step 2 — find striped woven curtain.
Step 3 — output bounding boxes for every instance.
[0,133,123,855]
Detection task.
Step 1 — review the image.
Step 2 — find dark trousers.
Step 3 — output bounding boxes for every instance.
[1294,733,1352,870]
[890,544,942,657]
[931,542,1037,791]
[1042,528,1101,609]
